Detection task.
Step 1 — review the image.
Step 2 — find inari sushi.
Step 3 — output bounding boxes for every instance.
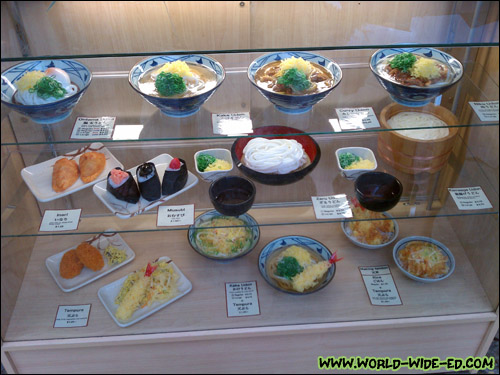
[162,158,188,195]
[106,167,140,204]
[136,162,161,201]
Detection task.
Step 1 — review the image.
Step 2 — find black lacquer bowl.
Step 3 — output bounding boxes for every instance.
[354,172,403,212]
[209,176,256,217]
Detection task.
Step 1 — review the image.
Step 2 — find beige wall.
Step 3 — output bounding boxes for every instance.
[2,1,486,58]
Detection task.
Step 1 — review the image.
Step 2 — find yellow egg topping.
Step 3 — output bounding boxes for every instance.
[204,159,232,172]
[409,58,441,80]
[345,159,375,170]
[156,60,192,77]
[281,245,313,268]
[278,57,313,77]
[16,71,46,92]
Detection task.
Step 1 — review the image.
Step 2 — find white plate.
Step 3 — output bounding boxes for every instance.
[45,230,135,293]
[21,142,124,202]
[98,256,192,327]
[341,212,399,249]
[93,154,199,219]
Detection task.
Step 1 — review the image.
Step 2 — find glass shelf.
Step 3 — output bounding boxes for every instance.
[2,130,498,238]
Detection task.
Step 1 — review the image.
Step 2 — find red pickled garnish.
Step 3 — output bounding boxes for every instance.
[145,262,158,277]
[169,158,181,170]
[329,251,343,264]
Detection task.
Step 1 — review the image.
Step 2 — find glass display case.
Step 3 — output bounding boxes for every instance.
[1,2,498,373]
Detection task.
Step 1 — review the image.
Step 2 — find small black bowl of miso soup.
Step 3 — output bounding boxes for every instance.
[354,172,403,212]
[209,176,256,217]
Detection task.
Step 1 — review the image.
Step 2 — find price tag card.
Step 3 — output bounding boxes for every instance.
[448,187,493,210]
[157,204,195,226]
[469,101,499,122]
[54,304,91,328]
[39,209,82,232]
[225,281,261,317]
[70,117,116,139]
[359,266,402,306]
[212,112,253,136]
[312,194,353,219]
[335,107,380,130]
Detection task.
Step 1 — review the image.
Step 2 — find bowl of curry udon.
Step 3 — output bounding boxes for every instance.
[370,47,463,107]
[129,55,225,118]
[248,52,342,114]
[258,235,337,295]
[231,126,321,186]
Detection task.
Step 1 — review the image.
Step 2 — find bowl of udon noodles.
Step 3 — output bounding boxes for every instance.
[258,235,337,295]
[1,59,92,124]
[231,125,321,185]
[187,209,260,261]
[370,47,463,107]
[129,55,225,118]
[248,51,342,114]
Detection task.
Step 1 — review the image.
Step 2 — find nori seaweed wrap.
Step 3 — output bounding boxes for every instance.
[136,162,161,201]
[106,167,140,204]
[162,158,188,195]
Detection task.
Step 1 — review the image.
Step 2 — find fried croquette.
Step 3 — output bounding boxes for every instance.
[76,242,104,271]
[59,249,84,279]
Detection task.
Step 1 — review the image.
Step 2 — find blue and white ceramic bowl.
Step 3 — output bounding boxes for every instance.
[129,55,225,118]
[248,52,342,114]
[370,47,463,107]
[393,236,455,283]
[1,60,92,124]
[187,209,260,261]
[258,235,336,295]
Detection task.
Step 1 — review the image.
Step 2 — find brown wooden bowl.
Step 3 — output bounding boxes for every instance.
[377,103,459,175]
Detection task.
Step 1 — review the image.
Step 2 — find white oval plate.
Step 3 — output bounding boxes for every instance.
[21,142,123,202]
[45,230,135,293]
[92,154,198,219]
[98,256,192,327]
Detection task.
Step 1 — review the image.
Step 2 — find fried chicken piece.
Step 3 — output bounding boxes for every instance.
[79,152,106,183]
[59,249,84,279]
[52,158,79,192]
[75,242,104,271]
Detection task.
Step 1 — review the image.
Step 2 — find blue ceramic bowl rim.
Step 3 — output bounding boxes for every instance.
[258,235,336,295]
[128,55,226,101]
[369,47,464,91]
[392,236,456,282]
[247,51,343,98]
[187,209,260,261]
[0,59,92,109]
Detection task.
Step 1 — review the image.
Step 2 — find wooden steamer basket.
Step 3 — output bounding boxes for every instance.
[377,103,459,175]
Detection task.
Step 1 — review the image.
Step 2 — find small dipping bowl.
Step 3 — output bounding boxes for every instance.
[209,176,256,217]
[354,172,403,212]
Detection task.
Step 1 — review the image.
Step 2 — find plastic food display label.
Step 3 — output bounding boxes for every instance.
[225,281,261,317]
[359,266,402,306]
[70,117,116,139]
[312,194,353,219]
[54,304,91,328]
[335,107,381,130]
[448,187,493,210]
[212,112,253,135]
[157,204,195,226]
[469,101,499,122]
[39,209,82,232]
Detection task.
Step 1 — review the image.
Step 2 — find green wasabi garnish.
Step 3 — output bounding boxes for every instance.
[155,72,186,97]
[339,152,360,169]
[389,52,417,73]
[29,76,67,99]
[277,68,311,93]
[196,154,216,172]
[276,256,304,280]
